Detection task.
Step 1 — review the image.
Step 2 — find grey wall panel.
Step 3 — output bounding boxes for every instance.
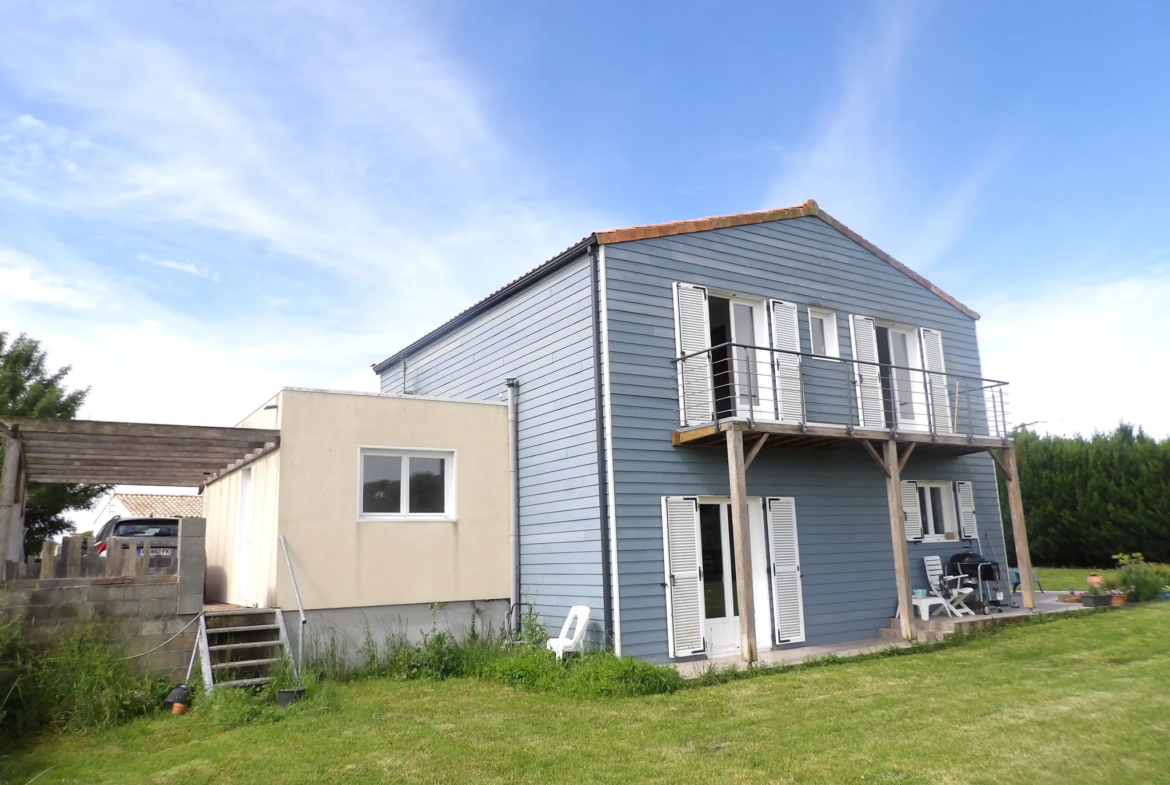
[378,256,605,635]
[602,216,1006,661]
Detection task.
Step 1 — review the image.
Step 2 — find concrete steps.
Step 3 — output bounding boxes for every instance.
[880,609,1035,644]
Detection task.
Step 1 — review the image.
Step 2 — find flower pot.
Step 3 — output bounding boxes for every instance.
[278,687,306,708]
[1111,594,1128,606]
[1081,594,1112,607]
[1086,572,1105,589]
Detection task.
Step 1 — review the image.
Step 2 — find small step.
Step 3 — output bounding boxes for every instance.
[215,676,273,688]
[204,608,277,617]
[212,657,282,671]
[206,623,280,634]
[208,639,281,652]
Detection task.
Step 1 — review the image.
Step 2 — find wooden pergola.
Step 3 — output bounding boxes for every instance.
[0,417,280,562]
[676,420,1034,661]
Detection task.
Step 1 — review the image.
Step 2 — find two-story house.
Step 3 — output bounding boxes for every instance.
[371,200,1034,665]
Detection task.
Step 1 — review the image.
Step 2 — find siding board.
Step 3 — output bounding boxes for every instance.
[379,257,604,635]
[603,216,1008,662]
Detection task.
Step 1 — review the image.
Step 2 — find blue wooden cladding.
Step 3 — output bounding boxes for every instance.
[375,211,1009,663]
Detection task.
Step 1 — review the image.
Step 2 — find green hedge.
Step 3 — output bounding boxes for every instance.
[997,426,1170,567]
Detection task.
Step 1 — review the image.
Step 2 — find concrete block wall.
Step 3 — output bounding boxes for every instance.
[0,518,207,679]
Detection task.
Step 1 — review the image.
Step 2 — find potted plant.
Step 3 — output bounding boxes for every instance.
[1081,586,1112,607]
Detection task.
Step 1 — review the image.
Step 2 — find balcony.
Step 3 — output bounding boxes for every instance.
[670,342,1012,457]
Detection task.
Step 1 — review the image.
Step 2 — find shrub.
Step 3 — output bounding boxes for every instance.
[1107,562,1166,601]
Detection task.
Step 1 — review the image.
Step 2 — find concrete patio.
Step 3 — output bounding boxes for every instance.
[673,589,1099,678]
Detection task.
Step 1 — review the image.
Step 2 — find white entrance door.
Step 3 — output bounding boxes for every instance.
[699,502,740,657]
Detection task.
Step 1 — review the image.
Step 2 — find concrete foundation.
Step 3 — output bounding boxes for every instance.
[288,598,509,666]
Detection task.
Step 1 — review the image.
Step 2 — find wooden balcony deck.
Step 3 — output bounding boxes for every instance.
[672,419,1010,458]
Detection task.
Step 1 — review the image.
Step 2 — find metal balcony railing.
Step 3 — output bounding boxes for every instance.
[671,342,1011,441]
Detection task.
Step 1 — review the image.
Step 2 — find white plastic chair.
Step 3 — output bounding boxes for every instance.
[924,556,975,617]
[546,605,591,660]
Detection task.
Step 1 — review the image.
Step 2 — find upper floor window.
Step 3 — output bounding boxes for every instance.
[359,448,455,521]
[807,307,839,359]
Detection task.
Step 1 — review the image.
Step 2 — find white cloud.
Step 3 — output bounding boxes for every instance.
[0,1,606,435]
[137,253,218,282]
[0,249,96,306]
[761,5,1011,272]
[977,268,1170,439]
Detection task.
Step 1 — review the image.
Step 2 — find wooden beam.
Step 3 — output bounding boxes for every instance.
[743,434,770,470]
[726,429,758,663]
[884,439,915,641]
[897,443,916,472]
[0,417,279,443]
[0,436,25,562]
[861,440,890,478]
[987,447,1010,475]
[22,433,275,450]
[1002,444,1036,610]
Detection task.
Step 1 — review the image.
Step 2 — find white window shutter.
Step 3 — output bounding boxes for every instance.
[901,480,923,541]
[850,315,884,428]
[673,283,714,426]
[769,300,803,422]
[766,497,806,644]
[661,496,705,657]
[920,328,952,435]
[956,481,978,540]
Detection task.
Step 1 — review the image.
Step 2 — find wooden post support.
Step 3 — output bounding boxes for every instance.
[1002,445,1036,610]
[884,439,915,641]
[726,428,758,663]
[0,436,24,563]
[40,540,58,579]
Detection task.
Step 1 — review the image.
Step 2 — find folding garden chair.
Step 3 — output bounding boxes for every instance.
[924,556,975,617]
[546,605,591,660]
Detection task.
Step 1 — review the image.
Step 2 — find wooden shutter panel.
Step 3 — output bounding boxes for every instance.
[769,300,803,422]
[850,315,885,428]
[956,481,978,540]
[766,497,806,644]
[901,480,923,541]
[661,496,705,657]
[673,283,714,426]
[920,328,952,435]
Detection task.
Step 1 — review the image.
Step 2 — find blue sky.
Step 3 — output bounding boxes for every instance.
[1,0,1168,442]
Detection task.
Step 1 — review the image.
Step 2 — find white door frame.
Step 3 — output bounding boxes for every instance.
[695,495,772,657]
[878,321,929,433]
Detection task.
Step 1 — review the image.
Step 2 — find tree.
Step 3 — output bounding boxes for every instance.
[996,424,1170,567]
[0,332,109,553]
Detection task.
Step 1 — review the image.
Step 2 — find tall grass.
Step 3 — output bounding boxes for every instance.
[298,603,685,699]
[0,607,168,745]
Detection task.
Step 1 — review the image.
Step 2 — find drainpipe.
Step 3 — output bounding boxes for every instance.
[506,378,521,633]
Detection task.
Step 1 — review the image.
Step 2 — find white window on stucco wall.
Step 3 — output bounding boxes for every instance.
[358,447,457,522]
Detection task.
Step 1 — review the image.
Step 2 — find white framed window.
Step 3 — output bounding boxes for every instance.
[807,307,839,359]
[358,447,456,521]
[916,481,958,541]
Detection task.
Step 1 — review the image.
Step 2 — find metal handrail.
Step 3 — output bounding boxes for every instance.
[672,341,1011,439]
[279,534,308,673]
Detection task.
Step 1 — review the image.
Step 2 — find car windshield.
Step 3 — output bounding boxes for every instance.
[112,521,178,538]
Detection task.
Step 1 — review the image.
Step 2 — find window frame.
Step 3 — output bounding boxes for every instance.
[807,306,840,360]
[357,446,457,522]
[915,480,957,542]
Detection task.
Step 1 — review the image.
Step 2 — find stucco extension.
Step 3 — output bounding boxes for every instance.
[203,389,510,613]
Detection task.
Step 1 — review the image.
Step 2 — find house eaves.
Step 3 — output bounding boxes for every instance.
[371,199,977,374]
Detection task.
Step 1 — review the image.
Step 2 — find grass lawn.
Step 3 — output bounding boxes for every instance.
[5,605,1170,785]
[1033,566,1114,593]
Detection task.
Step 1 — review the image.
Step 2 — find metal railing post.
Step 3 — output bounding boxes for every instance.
[279,534,308,675]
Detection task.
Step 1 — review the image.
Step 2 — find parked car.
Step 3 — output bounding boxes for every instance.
[94,517,179,558]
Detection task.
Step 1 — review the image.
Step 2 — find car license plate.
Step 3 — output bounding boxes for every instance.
[150,547,174,557]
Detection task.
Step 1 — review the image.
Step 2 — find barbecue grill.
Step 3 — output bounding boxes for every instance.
[946,550,1009,614]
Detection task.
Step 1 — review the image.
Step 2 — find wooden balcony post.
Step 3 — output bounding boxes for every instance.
[1003,445,1035,609]
[884,439,915,641]
[727,427,758,663]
